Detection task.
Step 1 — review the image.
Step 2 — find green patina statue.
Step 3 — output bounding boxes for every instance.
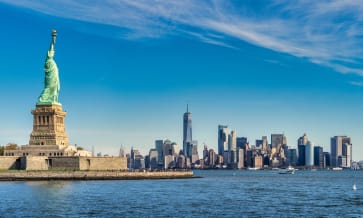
[37,29,61,105]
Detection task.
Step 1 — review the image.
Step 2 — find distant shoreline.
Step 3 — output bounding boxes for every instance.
[0,170,196,181]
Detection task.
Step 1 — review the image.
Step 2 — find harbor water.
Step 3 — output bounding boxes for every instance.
[0,170,362,217]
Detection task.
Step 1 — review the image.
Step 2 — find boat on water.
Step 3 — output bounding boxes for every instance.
[247,167,261,170]
[332,167,343,171]
[278,166,295,174]
[352,184,357,190]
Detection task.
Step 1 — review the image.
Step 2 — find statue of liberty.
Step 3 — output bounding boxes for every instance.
[37,29,61,105]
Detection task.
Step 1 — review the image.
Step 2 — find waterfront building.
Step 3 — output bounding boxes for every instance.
[297,133,308,166]
[314,146,324,168]
[330,136,351,167]
[149,149,158,169]
[236,137,248,150]
[144,155,150,169]
[164,139,172,156]
[237,148,244,169]
[228,130,237,164]
[177,155,186,169]
[155,140,164,165]
[171,143,180,157]
[164,155,175,169]
[203,145,209,160]
[254,155,263,168]
[298,144,306,166]
[134,155,145,169]
[246,150,255,168]
[191,141,199,164]
[256,139,263,149]
[324,152,330,168]
[208,149,216,167]
[287,148,298,166]
[262,136,269,153]
[218,125,230,156]
[183,105,192,157]
[271,157,280,168]
[223,151,229,165]
[271,134,286,149]
[305,141,314,167]
[338,156,347,168]
[342,143,352,168]
[263,155,270,167]
[216,155,224,165]
[186,157,191,168]
[269,134,287,167]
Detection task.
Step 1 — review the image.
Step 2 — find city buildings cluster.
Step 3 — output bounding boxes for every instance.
[121,106,356,170]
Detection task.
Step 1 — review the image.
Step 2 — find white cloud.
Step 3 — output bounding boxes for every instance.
[349,81,363,87]
[1,0,363,76]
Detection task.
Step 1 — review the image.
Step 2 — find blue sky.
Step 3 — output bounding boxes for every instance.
[0,1,363,160]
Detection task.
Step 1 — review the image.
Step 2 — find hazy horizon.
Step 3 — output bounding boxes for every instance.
[0,1,362,160]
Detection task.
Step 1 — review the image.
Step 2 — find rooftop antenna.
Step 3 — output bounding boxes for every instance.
[187,104,189,113]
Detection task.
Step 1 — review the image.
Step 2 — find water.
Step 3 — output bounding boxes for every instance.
[0,170,362,217]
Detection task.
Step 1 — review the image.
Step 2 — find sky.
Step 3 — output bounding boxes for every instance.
[0,0,363,160]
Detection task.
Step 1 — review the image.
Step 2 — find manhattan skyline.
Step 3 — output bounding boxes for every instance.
[0,1,362,159]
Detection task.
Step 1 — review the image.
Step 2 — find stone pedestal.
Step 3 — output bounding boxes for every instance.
[29,104,69,149]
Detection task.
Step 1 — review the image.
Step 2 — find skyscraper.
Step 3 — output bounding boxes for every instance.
[228,130,237,164]
[183,104,192,157]
[298,133,308,166]
[314,146,324,168]
[331,136,351,167]
[149,149,158,169]
[237,137,248,150]
[298,133,308,146]
[342,142,352,167]
[155,140,164,165]
[271,134,286,148]
[218,125,230,156]
[305,141,314,167]
[287,148,298,166]
[237,148,244,169]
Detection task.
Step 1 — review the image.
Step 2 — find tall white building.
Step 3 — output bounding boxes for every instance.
[305,141,314,167]
[343,143,352,167]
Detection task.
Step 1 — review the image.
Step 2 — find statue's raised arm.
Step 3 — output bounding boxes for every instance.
[37,29,61,106]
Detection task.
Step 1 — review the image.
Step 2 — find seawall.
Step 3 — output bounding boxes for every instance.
[0,170,195,181]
